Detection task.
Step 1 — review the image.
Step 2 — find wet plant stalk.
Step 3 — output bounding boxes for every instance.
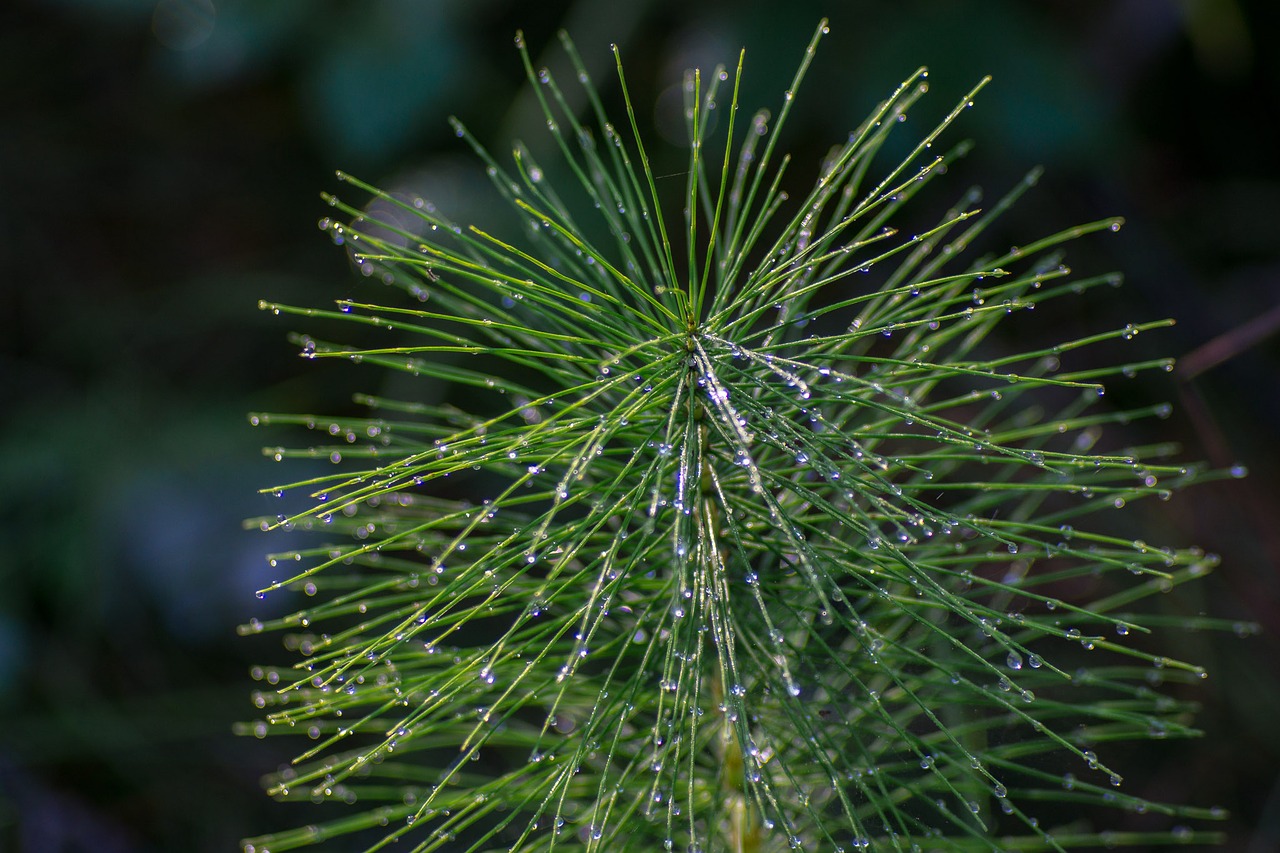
[241,19,1236,852]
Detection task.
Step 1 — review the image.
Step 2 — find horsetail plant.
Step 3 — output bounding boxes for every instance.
[241,21,1231,852]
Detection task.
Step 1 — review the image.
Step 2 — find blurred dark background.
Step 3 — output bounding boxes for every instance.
[1,0,1277,850]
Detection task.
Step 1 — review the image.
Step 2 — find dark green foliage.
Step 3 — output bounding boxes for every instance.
[242,22,1228,852]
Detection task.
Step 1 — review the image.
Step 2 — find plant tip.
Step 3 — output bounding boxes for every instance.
[244,22,1229,852]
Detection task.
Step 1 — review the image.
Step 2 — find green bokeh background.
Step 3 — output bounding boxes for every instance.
[2,0,1278,849]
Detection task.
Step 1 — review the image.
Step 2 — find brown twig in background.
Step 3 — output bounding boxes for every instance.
[1175,298,1280,575]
